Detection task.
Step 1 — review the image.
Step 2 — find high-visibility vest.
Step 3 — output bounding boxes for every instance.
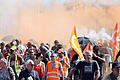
[47,61,61,80]
[7,55,21,77]
[56,57,68,77]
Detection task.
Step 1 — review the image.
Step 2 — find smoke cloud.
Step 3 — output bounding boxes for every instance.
[0,0,120,45]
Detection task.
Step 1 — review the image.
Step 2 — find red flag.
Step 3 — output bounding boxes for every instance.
[83,42,91,54]
[110,23,119,59]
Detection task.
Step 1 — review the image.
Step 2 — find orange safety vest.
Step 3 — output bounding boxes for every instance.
[47,61,61,80]
[56,57,68,77]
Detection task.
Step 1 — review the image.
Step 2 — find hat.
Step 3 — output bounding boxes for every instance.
[112,62,120,69]
[44,43,50,49]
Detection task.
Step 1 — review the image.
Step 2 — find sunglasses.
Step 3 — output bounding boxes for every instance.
[50,56,55,57]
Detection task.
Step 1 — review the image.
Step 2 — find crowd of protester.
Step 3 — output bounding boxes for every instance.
[0,39,120,80]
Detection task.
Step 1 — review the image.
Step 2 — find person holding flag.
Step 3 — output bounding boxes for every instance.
[66,50,100,80]
[68,48,77,63]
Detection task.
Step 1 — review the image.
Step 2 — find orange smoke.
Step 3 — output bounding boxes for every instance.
[1,1,120,47]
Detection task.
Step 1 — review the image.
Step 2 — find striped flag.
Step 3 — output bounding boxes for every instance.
[70,26,84,60]
[110,23,119,59]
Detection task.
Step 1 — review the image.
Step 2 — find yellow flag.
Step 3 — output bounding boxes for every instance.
[70,26,84,60]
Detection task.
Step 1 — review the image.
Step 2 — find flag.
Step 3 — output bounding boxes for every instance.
[110,23,119,59]
[70,26,84,60]
[83,42,92,54]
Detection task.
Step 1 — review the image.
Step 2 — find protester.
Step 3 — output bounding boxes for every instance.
[51,40,59,53]
[19,59,40,80]
[34,53,45,80]
[107,44,113,65]
[39,46,50,66]
[23,50,29,60]
[57,44,68,57]
[3,44,11,58]
[56,48,70,79]
[66,51,100,80]
[67,48,76,62]
[0,42,6,54]
[70,54,80,80]
[15,39,26,55]
[0,52,15,80]
[104,62,120,80]
[26,42,33,49]
[42,43,51,60]
[103,43,113,73]
[25,49,36,62]
[92,45,105,80]
[42,53,64,80]
[7,47,24,79]
[0,36,117,80]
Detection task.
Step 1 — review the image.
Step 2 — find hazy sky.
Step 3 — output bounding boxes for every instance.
[0,0,120,45]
